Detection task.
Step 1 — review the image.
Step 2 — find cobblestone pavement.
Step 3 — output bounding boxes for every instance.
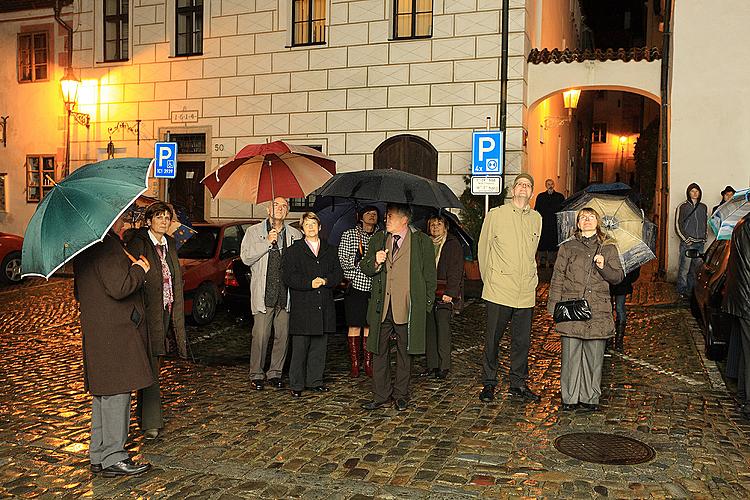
[2,270,750,499]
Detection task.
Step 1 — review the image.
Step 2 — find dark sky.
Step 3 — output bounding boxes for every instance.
[579,0,649,48]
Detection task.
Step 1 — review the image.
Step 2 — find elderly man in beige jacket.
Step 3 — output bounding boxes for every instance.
[477,173,543,403]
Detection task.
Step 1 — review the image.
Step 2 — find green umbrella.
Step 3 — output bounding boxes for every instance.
[21,158,153,279]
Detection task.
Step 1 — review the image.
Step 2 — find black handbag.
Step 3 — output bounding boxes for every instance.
[553,244,599,323]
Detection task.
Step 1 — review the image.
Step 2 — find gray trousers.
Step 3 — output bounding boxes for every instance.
[90,393,131,468]
[372,307,411,403]
[136,307,169,431]
[426,306,452,371]
[289,334,328,391]
[250,306,289,380]
[560,337,606,404]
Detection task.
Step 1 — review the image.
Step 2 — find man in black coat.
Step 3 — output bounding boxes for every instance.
[534,179,565,268]
[724,214,750,419]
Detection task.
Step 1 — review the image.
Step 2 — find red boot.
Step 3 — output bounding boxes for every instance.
[364,341,373,378]
[347,336,360,378]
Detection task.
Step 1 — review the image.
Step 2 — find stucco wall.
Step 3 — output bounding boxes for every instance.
[669,1,750,279]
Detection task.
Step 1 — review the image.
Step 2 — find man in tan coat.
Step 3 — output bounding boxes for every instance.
[478,173,543,403]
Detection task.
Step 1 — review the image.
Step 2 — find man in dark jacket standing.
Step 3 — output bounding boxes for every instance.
[535,179,565,268]
[675,183,707,297]
[73,214,153,477]
[360,204,437,411]
[725,215,750,419]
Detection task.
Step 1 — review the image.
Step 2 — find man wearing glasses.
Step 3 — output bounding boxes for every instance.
[241,197,302,390]
[477,173,543,403]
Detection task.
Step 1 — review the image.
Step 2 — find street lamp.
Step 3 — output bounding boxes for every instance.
[60,66,90,177]
[544,88,581,129]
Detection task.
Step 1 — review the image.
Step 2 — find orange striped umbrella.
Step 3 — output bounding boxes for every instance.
[202,141,336,204]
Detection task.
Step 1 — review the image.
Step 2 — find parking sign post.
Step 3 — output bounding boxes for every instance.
[472,120,503,215]
[154,142,178,179]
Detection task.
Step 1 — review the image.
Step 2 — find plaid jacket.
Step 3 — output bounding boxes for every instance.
[338,225,377,292]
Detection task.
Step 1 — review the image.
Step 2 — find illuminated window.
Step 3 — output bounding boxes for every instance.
[292,0,326,46]
[104,0,129,61]
[393,0,433,40]
[592,123,607,143]
[176,0,203,56]
[26,155,55,203]
[17,32,48,83]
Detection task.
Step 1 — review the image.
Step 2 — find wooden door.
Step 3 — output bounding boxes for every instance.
[373,134,438,180]
[170,161,205,222]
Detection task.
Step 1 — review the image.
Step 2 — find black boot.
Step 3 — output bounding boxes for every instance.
[615,321,626,352]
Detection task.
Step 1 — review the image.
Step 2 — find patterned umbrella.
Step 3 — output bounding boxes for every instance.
[556,193,656,275]
[201,141,336,204]
[710,188,750,240]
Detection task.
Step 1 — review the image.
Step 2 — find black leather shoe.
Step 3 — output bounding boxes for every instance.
[420,368,437,377]
[394,399,408,411]
[308,385,330,392]
[90,463,102,473]
[579,402,599,412]
[290,390,303,397]
[436,369,449,379]
[268,378,284,389]
[361,400,388,410]
[479,385,495,403]
[561,403,578,411]
[509,386,541,402]
[251,380,264,391]
[100,458,151,477]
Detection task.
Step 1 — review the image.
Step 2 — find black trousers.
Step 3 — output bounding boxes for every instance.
[372,307,410,403]
[482,302,533,389]
[426,306,452,371]
[737,317,750,402]
[136,307,169,430]
[289,334,327,391]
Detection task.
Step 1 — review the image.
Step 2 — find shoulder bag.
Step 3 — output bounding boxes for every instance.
[553,243,600,323]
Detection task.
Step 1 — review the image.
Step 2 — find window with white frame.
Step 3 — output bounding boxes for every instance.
[104,0,129,61]
[592,123,607,143]
[26,155,55,203]
[393,0,433,40]
[17,31,48,82]
[176,0,203,56]
[292,0,326,46]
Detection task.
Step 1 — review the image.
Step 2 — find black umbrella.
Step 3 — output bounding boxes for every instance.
[312,196,385,247]
[315,169,464,210]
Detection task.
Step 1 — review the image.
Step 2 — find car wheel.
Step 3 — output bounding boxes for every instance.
[191,284,218,325]
[705,313,725,361]
[0,251,22,284]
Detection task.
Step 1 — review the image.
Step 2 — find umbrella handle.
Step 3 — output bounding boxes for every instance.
[122,247,149,267]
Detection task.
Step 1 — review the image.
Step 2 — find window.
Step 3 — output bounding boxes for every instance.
[0,173,6,212]
[393,0,433,39]
[26,155,55,203]
[589,162,604,184]
[289,144,322,211]
[17,32,48,82]
[292,0,326,46]
[104,0,129,61]
[592,123,607,143]
[176,0,203,56]
[171,133,206,154]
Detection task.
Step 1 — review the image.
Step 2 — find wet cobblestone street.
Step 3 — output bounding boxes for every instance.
[2,272,750,499]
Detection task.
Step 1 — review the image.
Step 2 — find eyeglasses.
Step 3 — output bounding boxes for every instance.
[579,214,597,221]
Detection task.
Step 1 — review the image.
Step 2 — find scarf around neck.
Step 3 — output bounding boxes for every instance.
[431,232,447,267]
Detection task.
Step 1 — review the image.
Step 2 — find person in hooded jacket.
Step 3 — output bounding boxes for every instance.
[124,201,188,441]
[724,214,750,419]
[548,207,624,412]
[675,183,708,297]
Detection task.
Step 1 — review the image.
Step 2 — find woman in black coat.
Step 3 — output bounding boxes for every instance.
[422,215,464,379]
[282,212,343,397]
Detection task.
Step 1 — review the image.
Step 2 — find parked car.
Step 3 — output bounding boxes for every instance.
[178,220,258,325]
[689,239,733,360]
[0,231,24,284]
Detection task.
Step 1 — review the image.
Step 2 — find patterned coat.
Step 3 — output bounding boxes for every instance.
[338,225,376,292]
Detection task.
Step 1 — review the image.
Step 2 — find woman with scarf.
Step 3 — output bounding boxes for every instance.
[548,207,623,412]
[338,206,379,378]
[422,214,464,379]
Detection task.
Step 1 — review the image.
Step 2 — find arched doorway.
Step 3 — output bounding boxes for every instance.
[373,134,438,180]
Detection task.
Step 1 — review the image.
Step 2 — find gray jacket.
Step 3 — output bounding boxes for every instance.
[240,219,302,315]
[675,201,707,244]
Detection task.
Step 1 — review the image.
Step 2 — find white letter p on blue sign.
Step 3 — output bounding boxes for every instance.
[472,131,503,175]
[154,142,178,179]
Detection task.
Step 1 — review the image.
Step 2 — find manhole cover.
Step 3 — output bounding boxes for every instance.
[554,433,655,465]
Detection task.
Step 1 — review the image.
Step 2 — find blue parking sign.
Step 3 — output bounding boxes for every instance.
[472,131,503,175]
[154,142,178,179]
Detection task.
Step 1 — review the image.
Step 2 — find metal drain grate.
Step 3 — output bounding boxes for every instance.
[554,433,655,465]
[543,340,561,355]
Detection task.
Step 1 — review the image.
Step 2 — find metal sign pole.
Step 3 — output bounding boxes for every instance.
[485,116,491,215]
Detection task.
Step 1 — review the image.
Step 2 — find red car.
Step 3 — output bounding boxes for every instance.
[0,231,23,284]
[177,220,258,325]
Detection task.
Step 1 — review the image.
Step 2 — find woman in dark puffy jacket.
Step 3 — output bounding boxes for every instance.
[548,207,623,412]
[282,212,343,398]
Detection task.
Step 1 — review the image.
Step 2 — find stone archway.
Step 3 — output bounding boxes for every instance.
[373,134,438,180]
